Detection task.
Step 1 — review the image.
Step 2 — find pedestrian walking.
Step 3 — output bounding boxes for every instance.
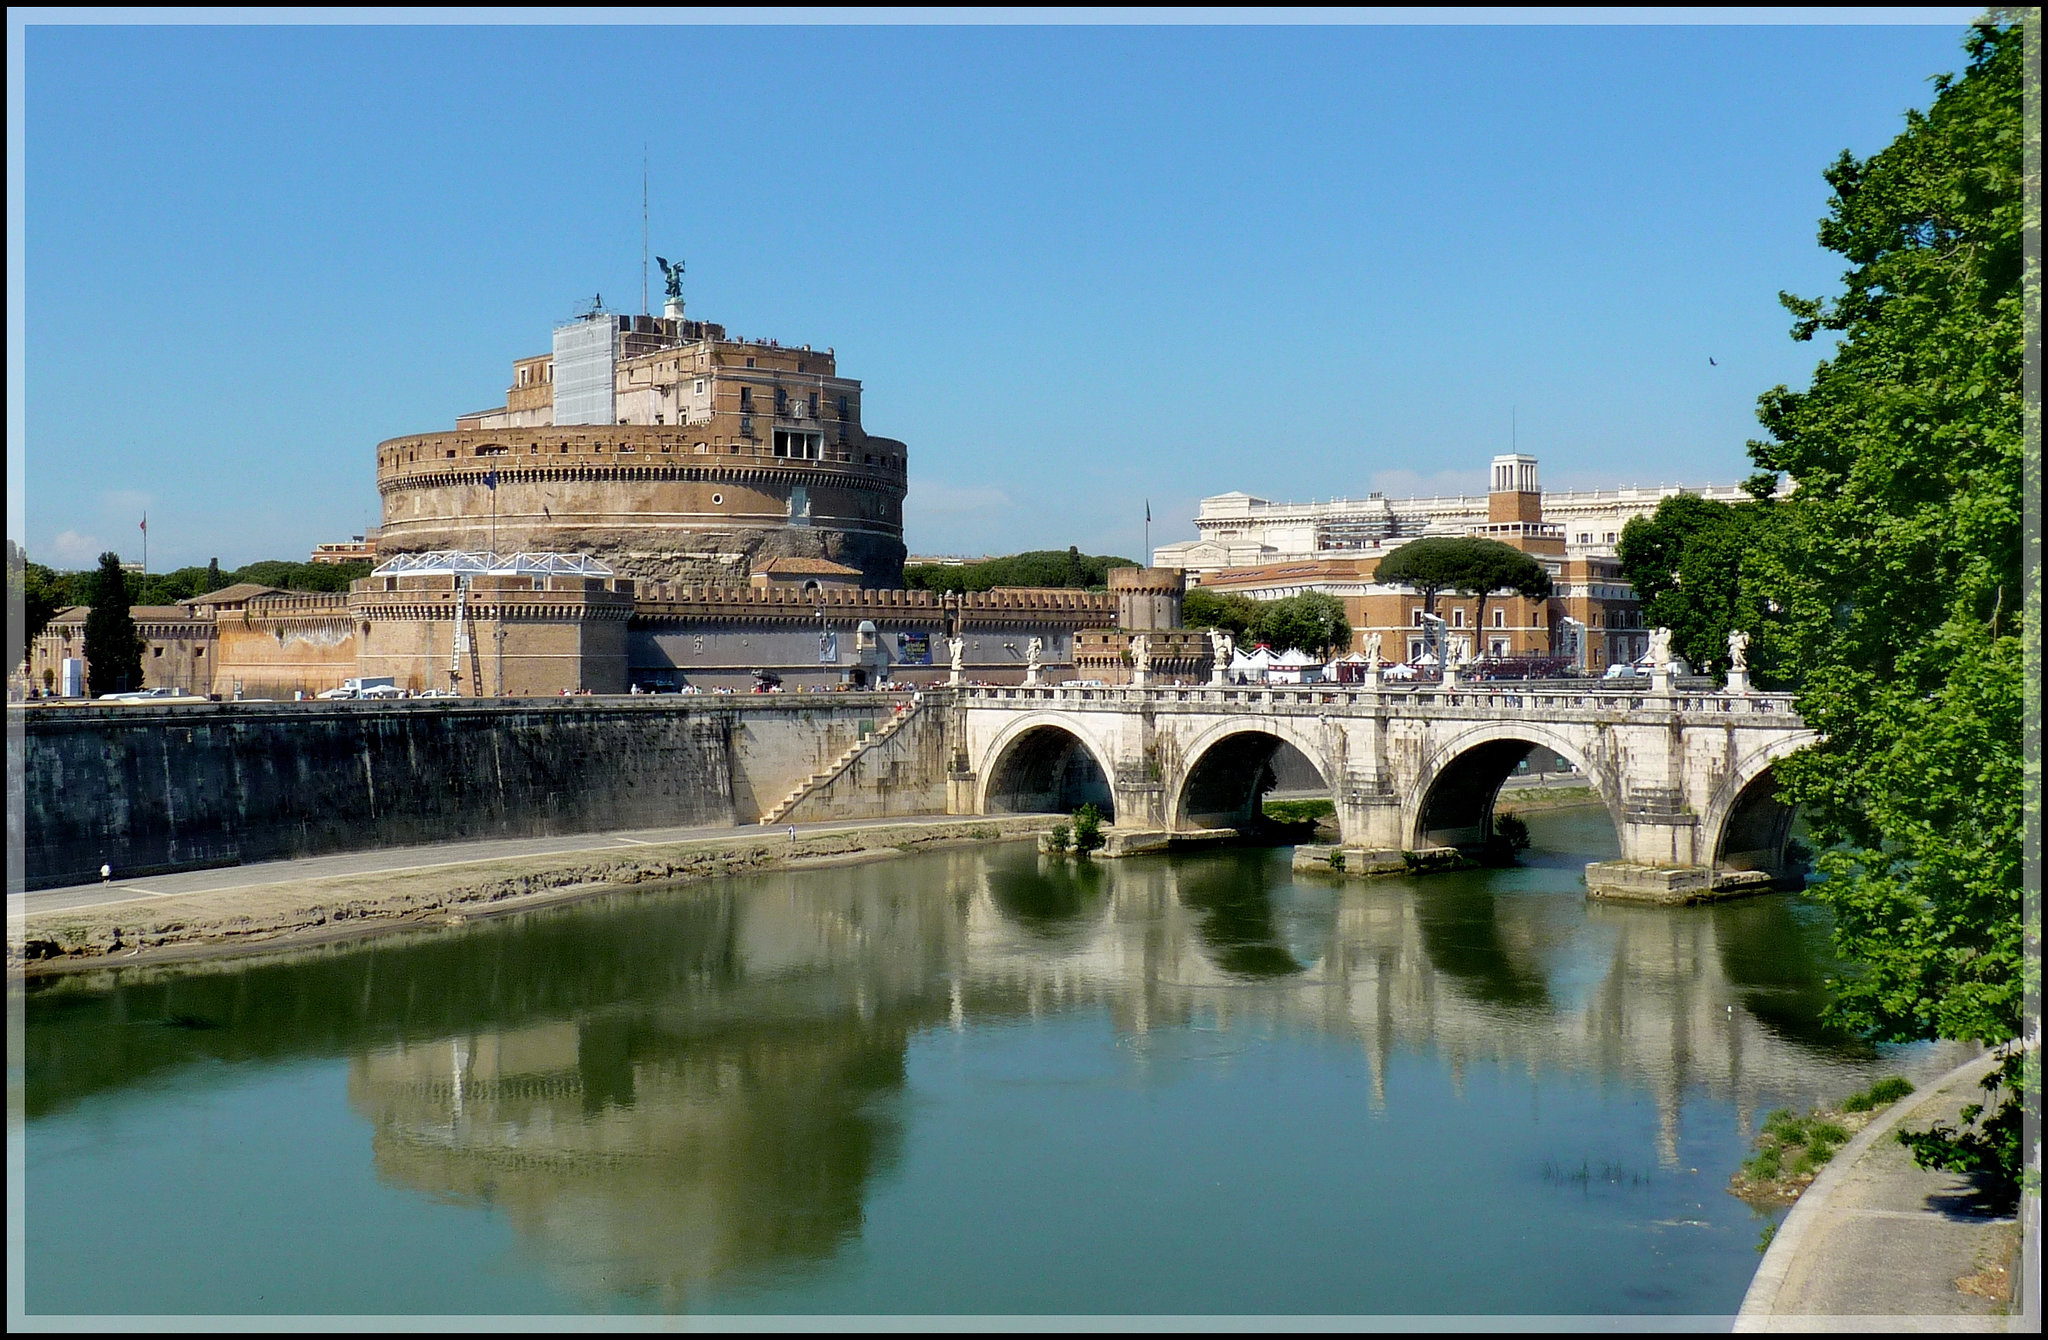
[788,825,797,844]
[100,862,111,884]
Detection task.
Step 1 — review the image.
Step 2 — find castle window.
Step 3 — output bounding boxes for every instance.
[746,357,755,368]
[1493,609,1505,628]
[695,380,705,395]
[775,387,788,413]
[1452,609,1465,628]
[838,395,849,420]
[739,387,752,410]
[711,494,724,505]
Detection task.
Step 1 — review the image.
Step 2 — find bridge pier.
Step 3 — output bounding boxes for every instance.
[1334,766,1407,858]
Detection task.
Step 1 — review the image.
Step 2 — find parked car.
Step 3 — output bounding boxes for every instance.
[98,687,193,701]
[1602,663,1646,680]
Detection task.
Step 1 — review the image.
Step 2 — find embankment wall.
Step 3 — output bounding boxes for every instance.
[779,701,953,824]
[11,695,943,889]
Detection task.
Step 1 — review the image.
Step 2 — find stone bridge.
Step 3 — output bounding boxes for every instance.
[948,680,1813,901]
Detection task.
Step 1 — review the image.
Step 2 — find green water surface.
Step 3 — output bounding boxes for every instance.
[15,807,1959,1316]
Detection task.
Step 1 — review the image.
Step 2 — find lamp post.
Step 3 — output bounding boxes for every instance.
[1560,615,1587,676]
[1419,611,1446,679]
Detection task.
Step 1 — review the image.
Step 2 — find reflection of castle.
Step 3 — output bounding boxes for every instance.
[337,849,1963,1304]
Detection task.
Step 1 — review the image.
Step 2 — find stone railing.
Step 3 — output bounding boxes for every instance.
[955,682,1801,721]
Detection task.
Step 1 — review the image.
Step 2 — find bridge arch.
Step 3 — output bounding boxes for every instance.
[978,713,1119,821]
[1408,721,1622,853]
[1170,718,1336,832]
[1700,732,1817,883]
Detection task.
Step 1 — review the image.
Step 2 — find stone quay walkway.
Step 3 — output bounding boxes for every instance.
[1737,1048,2032,1332]
[7,814,1055,971]
[9,814,1016,922]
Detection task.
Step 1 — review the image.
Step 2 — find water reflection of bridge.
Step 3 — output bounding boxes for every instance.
[317,845,1946,1306]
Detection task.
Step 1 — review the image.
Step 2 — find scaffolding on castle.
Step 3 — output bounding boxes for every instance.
[371,552,616,578]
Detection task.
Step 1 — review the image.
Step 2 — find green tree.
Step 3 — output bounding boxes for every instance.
[1744,21,2027,1190]
[205,557,222,592]
[903,550,1138,595]
[1182,587,1264,643]
[1373,536,1553,637]
[1618,496,1785,679]
[228,559,370,593]
[137,566,212,606]
[82,552,144,697]
[7,541,46,673]
[1255,592,1352,657]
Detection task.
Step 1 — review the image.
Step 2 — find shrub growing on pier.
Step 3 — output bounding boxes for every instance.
[1071,804,1104,854]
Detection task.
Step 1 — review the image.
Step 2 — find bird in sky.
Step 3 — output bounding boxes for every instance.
[1709,357,1718,366]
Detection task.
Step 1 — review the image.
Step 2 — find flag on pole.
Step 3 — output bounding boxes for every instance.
[1145,500,1150,523]
[139,514,146,533]
[483,469,498,491]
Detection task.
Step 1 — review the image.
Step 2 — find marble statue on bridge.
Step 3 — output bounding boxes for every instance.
[1208,628,1233,685]
[1363,631,1382,671]
[1025,636,1044,687]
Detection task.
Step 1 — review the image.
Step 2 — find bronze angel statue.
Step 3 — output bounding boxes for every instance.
[656,256,685,302]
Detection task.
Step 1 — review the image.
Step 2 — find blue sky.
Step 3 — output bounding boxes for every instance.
[9,13,1981,571]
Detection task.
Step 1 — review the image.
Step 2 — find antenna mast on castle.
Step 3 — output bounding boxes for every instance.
[641,145,649,316]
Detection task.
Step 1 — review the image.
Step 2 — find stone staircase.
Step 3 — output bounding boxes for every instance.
[758,701,922,826]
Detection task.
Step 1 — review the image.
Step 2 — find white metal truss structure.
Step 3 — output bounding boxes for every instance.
[371,552,616,578]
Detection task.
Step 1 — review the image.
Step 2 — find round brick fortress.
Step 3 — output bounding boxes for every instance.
[376,425,909,586]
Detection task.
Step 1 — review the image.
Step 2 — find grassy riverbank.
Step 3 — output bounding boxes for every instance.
[1494,784,1601,813]
[1728,1075,1916,1208]
[10,815,1058,977]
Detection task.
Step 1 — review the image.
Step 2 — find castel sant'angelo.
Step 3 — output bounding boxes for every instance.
[26,270,1696,702]
[377,283,911,587]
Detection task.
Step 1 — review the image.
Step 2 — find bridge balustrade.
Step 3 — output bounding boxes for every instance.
[954,683,1798,721]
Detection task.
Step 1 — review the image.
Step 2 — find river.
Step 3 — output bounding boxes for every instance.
[13,806,1966,1316]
